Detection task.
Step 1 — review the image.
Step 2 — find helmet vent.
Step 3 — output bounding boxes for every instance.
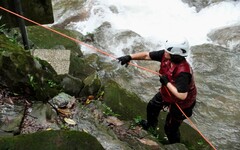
[181,49,186,54]
[167,47,173,51]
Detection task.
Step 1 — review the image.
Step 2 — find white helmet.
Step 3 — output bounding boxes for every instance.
[165,38,189,57]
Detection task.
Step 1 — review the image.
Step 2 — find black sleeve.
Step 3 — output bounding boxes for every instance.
[175,72,192,93]
[149,50,164,62]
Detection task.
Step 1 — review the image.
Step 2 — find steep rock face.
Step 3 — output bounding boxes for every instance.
[190,43,240,150]
[86,21,160,102]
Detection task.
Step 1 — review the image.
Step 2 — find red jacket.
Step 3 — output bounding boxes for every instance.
[160,55,197,109]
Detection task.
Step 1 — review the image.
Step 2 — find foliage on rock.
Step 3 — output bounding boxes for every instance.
[0,33,62,102]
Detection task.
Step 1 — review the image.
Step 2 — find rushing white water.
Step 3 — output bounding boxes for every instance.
[72,0,240,46]
[61,0,240,149]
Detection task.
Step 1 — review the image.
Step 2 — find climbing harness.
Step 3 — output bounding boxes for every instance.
[0,6,217,150]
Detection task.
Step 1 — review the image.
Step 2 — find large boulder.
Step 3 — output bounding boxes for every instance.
[79,71,102,97]
[208,25,240,52]
[103,80,147,121]
[69,54,96,80]
[0,34,62,102]
[27,26,83,57]
[60,74,84,97]
[27,25,84,78]
[0,130,104,150]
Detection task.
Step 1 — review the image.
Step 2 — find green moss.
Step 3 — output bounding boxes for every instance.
[0,34,24,52]
[27,26,83,56]
[103,80,147,120]
[80,72,101,97]
[0,130,104,150]
[69,55,96,80]
[180,123,211,150]
[0,33,62,101]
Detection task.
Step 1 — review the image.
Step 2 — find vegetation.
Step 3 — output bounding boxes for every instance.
[0,32,62,102]
[0,130,104,150]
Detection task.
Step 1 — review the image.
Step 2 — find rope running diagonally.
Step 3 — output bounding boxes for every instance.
[0,6,217,150]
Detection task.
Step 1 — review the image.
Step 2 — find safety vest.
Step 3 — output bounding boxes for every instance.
[160,54,197,109]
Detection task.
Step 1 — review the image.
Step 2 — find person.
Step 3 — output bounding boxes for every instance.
[117,38,197,144]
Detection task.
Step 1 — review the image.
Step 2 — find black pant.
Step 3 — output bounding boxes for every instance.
[146,92,195,143]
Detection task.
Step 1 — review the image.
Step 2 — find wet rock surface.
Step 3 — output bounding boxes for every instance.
[208,25,240,52]
[0,87,166,150]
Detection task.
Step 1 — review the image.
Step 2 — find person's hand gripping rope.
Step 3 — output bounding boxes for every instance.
[160,75,169,86]
[117,55,132,67]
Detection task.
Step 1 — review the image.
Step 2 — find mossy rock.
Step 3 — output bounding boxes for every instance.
[69,55,96,80]
[79,71,101,97]
[103,80,147,120]
[59,74,84,97]
[0,130,104,150]
[180,123,211,150]
[27,26,83,56]
[0,34,62,102]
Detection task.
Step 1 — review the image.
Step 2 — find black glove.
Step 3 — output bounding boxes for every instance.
[160,75,169,86]
[117,55,132,67]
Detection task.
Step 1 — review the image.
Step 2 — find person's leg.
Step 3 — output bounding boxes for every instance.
[164,112,182,143]
[142,92,163,130]
[164,103,195,143]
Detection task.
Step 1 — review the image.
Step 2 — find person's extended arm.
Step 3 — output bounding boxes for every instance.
[130,52,151,60]
[117,52,151,67]
[117,50,164,67]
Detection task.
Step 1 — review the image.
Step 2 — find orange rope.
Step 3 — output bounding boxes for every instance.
[176,103,217,150]
[0,6,216,149]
